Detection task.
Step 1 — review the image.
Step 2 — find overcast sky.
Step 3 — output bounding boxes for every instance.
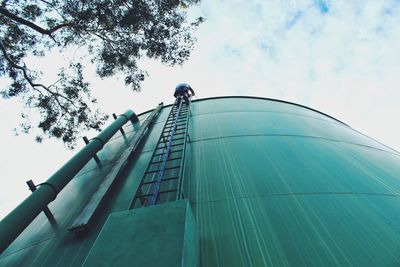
[1,0,400,218]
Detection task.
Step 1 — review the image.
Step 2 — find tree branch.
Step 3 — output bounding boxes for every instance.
[0,7,72,36]
[0,39,77,113]
[0,39,43,88]
[92,32,116,49]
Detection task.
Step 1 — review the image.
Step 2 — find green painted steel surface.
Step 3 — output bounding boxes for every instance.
[83,200,198,267]
[185,98,400,266]
[1,96,400,266]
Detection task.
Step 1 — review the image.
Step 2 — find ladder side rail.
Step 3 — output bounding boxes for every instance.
[158,100,183,151]
[149,98,184,205]
[175,100,191,200]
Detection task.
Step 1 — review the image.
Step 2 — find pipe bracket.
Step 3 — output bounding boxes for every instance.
[37,182,58,201]
[91,137,105,150]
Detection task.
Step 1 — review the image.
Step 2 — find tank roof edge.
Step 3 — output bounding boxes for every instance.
[137,96,349,127]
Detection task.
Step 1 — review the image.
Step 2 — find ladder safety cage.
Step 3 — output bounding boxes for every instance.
[129,96,191,209]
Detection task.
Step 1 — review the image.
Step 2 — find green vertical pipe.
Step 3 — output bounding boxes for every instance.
[0,110,137,254]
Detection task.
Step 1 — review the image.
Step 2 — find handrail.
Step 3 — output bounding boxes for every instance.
[0,110,138,254]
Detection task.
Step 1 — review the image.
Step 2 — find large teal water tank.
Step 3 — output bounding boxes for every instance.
[1,96,400,266]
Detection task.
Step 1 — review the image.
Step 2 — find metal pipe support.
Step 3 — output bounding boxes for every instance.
[0,109,137,254]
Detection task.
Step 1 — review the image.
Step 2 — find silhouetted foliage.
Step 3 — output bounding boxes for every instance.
[0,0,203,148]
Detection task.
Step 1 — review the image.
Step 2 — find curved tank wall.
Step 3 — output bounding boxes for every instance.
[1,96,400,266]
[185,97,400,266]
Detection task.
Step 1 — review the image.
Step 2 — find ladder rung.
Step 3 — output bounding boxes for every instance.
[167,117,187,122]
[167,114,187,120]
[165,121,186,127]
[150,157,182,165]
[164,124,184,130]
[168,136,185,141]
[161,131,185,138]
[159,189,178,194]
[135,193,152,198]
[162,128,185,135]
[172,111,188,115]
[145,166,180,174]
[164,125,185,131]
[141,176,179,185]
[136,189,177,199]
[157,142,184,150]
[168,112,188,117]
[170,109,188,116]
[158,136,185,146]
[166,119,187,125]
[171,110,188,114]
[165,120,186,126]
[159,136,185,143]
[159,136,184,143]
[157,141,185,147]
[153,149,183,157]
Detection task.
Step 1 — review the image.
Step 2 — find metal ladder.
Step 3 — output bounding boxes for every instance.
[129,96,191,208]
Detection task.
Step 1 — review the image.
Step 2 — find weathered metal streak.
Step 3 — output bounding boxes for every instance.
[0,110,138,254]
[69,103,163,231]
